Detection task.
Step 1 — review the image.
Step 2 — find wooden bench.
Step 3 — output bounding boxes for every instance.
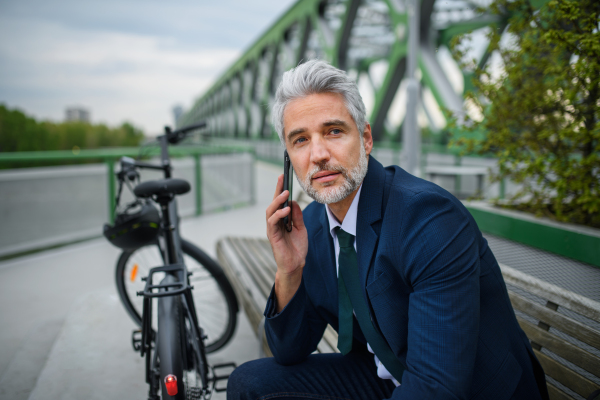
[217,236,600,400]
[217,236,340,357]
[500,265,600,400]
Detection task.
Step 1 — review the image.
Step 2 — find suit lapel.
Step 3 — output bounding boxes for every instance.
[356,156,386,294]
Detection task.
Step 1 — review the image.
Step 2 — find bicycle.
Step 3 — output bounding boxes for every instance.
[103,122,239,399]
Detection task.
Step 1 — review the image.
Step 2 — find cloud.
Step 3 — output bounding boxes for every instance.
[1,0,293,49]
[0,0,295,134]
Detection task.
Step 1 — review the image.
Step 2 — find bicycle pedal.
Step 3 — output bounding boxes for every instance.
[211,363,236,392]
[199,327,208,341]
[131,329,142,352]
[185,387,204,400]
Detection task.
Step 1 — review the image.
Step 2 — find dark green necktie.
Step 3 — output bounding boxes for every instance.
[336,228,406,384]
[337,244,354,355]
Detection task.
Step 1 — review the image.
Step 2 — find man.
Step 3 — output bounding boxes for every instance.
[227,60,548,400]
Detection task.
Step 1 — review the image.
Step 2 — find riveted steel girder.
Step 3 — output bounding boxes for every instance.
[179,0,522,142]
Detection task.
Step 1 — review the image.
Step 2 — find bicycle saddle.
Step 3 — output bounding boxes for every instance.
[134,178,191,198]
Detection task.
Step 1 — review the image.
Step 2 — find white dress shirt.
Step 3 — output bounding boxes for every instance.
[325,185,400,386]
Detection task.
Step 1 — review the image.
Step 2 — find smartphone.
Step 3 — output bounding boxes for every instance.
[282,150,293,232]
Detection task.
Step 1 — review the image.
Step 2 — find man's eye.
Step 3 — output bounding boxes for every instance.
[330,129,342,135]
[294,137,307,145]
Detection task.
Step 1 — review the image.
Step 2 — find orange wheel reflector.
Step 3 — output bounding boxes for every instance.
[130,264,139,282]
[164,374,178,396]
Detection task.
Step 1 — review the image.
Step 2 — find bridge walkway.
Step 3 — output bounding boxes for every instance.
[0,161,597,400]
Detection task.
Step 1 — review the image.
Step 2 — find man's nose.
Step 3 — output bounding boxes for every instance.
[309,137,330,165]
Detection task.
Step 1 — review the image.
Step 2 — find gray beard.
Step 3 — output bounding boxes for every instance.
[296,144,369,205]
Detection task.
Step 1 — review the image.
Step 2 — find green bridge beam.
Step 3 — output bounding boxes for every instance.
[179,0,526,143]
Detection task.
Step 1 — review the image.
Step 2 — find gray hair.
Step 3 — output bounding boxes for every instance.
[271,60,367,144]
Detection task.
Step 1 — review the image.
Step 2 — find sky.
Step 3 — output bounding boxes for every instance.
[0,0,297,134]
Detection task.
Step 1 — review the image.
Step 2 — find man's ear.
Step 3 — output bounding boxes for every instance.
[363,123,373,156]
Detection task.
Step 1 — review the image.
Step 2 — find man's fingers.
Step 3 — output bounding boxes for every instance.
[272,174,284,201]
[266,206,291,234]
[271,205,291,219]
[290,201,305,229]
[266,189,289,219]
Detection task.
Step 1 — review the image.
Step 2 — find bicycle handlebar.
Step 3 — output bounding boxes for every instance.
[116,121,208,178]
[165,121,207,144]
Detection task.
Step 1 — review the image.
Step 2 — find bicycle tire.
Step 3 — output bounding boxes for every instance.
[116,239,238,353]
[182,294,209,394]
[157,276,185,400]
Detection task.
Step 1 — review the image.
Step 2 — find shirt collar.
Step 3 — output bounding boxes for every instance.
[326,184,362,240]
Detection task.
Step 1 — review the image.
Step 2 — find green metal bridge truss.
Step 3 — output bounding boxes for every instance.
[178,0,505,142]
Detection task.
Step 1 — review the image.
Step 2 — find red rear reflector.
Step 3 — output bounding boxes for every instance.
[164,374,178,396]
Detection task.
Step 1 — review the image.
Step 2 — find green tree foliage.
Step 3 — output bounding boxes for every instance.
[0,104,145,152]
[451,0,600,228]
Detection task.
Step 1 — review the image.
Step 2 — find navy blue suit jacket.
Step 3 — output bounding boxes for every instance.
[265,156,548,400]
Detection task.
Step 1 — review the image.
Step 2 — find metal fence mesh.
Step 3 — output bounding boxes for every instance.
[484,233,600,302]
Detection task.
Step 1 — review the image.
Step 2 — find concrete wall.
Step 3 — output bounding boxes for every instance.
[0,153,254,257]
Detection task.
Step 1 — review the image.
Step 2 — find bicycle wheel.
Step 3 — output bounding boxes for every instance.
[182,292,209,396]
[157,275,185,400]
[116,239,238,353]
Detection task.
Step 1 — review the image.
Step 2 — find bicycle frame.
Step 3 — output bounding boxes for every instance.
[114,123,235,399]
[122,125,211,398]
[128,133,184,265]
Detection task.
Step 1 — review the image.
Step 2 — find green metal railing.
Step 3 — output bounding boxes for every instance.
[0,144,254,223]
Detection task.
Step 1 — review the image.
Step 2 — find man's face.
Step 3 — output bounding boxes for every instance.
[283,92,373,205]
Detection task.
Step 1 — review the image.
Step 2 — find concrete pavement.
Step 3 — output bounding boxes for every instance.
[0,160,283,400]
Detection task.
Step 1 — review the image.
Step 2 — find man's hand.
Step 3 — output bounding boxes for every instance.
[266,174,308,312]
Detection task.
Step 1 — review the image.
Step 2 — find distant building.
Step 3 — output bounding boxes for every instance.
[65,107,90,123]
[172,105,183,127]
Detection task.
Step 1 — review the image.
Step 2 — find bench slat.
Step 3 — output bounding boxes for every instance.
[534,349,600,398]
[509,292,600,349]
[322,325,341,354]
[217,239,276,358]
[217,240,265,332]
[228,238,273,297]
[234,238,275,288]
[501,264,600,322]
[316,337,334,353]
[517,316,600,377]
[547,383,575,400]
[222,238,339,356]
[258,237,274,256]
[219,239,262,305]
[237,240,275,285]
[242,238,278,277]
[255,239,279,275]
